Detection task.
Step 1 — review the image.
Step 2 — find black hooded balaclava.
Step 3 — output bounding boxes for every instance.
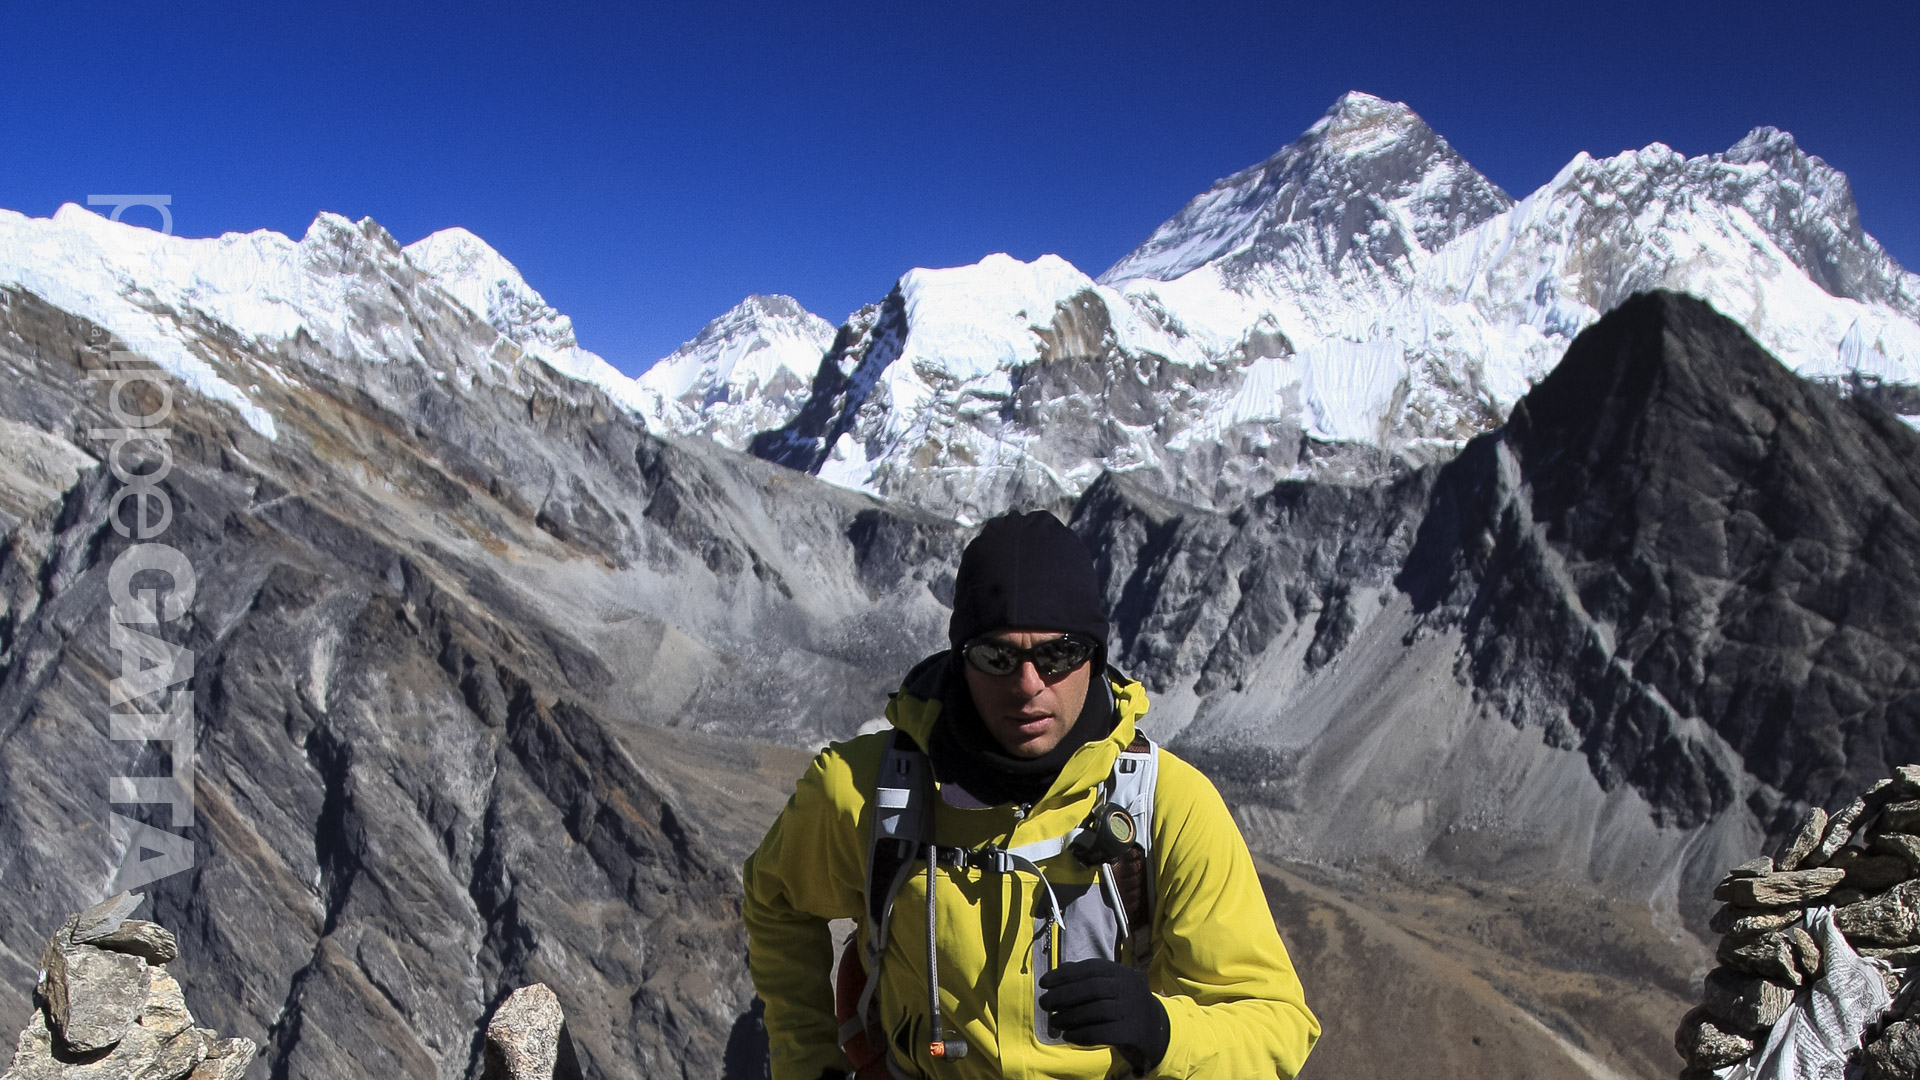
[932,510,1114,806]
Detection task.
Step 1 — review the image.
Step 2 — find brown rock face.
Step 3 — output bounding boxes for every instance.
[1717,931,1803,986]
[1710,905,1802,936]
[1777,808,1828,871]
[1814,799,1870,864]
[1873,832,1920,868]
[1843,854,1914,892]
[73,921,178,966]
[1866,1020,1920,1080]
[1836,881,1920,947]
[186,1038,258,1080]
[1878,801,1920,834]
[1785,926,1823,981]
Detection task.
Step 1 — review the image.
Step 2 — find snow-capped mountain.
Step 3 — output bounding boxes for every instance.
[636,294,835,446]
[7,90,1916,528]
[1101,91,1512,300]
[721,92,1920,521]
[0,205,656,433]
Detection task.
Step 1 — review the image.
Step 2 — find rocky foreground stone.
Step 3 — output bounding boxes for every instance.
[1,893,583,1080]
[1678,766,1920,1077]
[1,892,255,1080]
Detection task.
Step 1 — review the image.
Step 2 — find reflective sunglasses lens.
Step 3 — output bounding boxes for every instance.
[965,642,1019,676]
[1032,639,1093,676]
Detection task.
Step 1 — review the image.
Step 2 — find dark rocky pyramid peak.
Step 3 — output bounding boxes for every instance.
[1509,290,1918,521]
[1408,289,1920,825]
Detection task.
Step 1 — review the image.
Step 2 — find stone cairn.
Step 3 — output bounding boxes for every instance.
[0,892,255,1080]
[1677,766,1920,1078]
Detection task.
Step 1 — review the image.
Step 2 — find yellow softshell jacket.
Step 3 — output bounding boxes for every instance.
[743,660,1319,1079]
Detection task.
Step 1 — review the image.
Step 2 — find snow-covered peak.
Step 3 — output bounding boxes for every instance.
[1500,133,1917,318]
[1725,125,1802,165]
[636,293,835,446]
[729,105,1920,521]
[1307,90,1426,157]
[894,254,1103,379]
[642,293,833,401]
[405,227,582,356]
[0,205,658,435]
[1099,92,1512,291]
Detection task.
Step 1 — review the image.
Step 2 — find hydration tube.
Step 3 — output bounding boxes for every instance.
[925,842,967,1060]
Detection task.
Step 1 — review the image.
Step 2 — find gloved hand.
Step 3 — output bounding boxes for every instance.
[1037,958,1170,1074]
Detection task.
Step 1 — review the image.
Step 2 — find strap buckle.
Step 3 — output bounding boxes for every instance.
[938,846,1016,874]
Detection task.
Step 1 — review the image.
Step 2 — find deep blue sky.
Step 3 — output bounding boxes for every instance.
[4,1,1915,375]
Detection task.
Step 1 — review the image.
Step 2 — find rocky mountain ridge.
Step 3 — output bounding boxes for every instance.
[0,265,953,1077]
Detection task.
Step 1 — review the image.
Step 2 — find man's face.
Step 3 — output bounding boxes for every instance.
[962,629,1094,759]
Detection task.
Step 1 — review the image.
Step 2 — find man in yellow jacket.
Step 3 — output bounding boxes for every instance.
[744,511,1318,1079]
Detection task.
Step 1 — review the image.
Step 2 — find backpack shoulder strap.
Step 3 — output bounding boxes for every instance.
[843,731,931,1051]
[865,730,930,924]
[1109,732,1159,965]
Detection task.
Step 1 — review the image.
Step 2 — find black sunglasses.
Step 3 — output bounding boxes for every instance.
[961,634,1098,678]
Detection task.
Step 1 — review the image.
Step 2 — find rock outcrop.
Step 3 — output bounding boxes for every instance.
[1063,293,1920,940]
[2,893,255,1080]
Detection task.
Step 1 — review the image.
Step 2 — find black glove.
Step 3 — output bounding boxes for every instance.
[814,1070,849,1080]
[1037,958,1170,1074]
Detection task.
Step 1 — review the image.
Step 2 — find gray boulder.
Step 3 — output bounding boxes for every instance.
[36,941,147,1055]
[1717,930,1803,986]
[481,984,580,1080]
[1676,1005,1756,1069]
[1777,808,1829,871]
[1715,868,1847,908]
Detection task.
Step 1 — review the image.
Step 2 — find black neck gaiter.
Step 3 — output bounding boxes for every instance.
[927,654,1115,808]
